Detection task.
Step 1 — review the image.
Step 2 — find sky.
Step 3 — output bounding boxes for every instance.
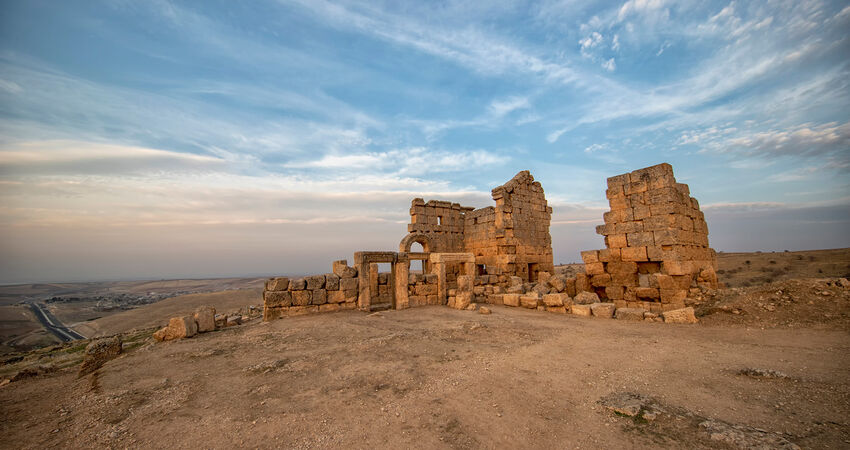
[0,0,848,284]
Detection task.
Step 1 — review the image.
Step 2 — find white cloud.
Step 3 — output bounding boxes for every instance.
[601,58,616,71]
[488,96,531,117]
[617,0,668,22]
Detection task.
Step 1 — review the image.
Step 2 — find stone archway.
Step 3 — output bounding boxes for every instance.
[399,233,433,253]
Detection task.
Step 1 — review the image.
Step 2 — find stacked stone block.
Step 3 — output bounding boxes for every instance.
[406,199,469,252]
[583,163,718,312]
[407,273,439,307]
[263,260,359,320]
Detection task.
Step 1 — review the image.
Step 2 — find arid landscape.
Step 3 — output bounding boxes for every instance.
[0,248,848,449]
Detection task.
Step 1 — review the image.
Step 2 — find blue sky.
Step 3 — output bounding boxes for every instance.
[0,0,848,283]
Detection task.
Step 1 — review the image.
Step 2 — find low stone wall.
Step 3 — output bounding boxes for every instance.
[263,260,359,320]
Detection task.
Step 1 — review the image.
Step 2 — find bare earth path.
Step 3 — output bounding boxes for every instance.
[1,305,848,449]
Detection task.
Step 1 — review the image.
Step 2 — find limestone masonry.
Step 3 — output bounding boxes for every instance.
[260,163,716,325]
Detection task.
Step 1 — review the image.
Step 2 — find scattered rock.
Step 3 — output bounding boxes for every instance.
[836,278,850,288]
[78,336,122,376]
[738,368,789,379]
[194,306,216,333]
[225,315,242,327]
[10,364,56,382]
[479,306,491,315]
[700,420,800,449]
[154,316,199,342]
[662,307,698,324]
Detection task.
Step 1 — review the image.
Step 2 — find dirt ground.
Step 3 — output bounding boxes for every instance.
[1,300,849,449]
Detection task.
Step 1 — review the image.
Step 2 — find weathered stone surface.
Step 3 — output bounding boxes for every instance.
[574,291,600,305]
[311,289,327,305]
[479,306,491,314]
[265,277,290,291]
[455,292,473,310]
[306,275,325,290]
[662,307,698,324]
[194,306,216,332]
[319,303,340,313]
[291,290,311,306]
[78,336,122,376]
[547,274,567,292]
[225,315,242,326]
[154,316,198,342]
[542,293,566,307]
[520,294,540,309]
[615,307,646,321]
[547,306,567,314]
[571,304,592,316]
[289,278,307,290]
[340,277,358,292]
[325,273,340,290]
[503,293,520,307]
[531,282,550,296]
[264,290,291,308]
[590,302,615,318]
[506,284,524,294]
[333,260,358,278]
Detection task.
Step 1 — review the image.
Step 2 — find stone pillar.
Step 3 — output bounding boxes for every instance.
[357,262,371,311]
[434,262,447,305]
[463,261,475,278]
[394,258,409,310]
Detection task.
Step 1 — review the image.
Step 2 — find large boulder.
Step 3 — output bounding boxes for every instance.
[78,336,122,376]
[153,316,198,342]
[520,294,540,309]
[662,307,698,324]
[454,292,473,310]
[194,306,216,332]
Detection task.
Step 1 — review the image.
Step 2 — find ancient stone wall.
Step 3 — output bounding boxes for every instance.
[485,171,554,281]
[582,163,718,312]
[406,273,439,307]
[262,260,359,320]
[404,199,470,253]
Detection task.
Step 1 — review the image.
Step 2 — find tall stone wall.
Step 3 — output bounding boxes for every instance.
[405,199,470,252]
[487,171,554,281]
[582,163,718,312]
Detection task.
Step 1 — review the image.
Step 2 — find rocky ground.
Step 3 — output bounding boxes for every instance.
[0,271,849,449]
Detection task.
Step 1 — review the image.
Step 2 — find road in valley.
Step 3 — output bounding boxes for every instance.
[26,301,86,342]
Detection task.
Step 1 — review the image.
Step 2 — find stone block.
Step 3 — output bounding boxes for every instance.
[605,286,624,300]
[632,204,651,220]
[289,278,307,290]
[547,274,567,292]
[265,277,290,291]
[662,307,698,324]
[263,307,284,321]
[627,232,655,247]
[634,287,660,300]
[547,306,567,314]
[581,250,599,263]
[520,294,540,309]
[565,277,577,297]
[575,274,591,294]
[531,282,550,296]
[341,301,357,310]
[325,273,340,291]
[660,289,687,304]
[606,234,628,248]
[311,289,327,305]
[542,293,567,307]
[333,260,358,278]
[591,273,612,287]
[340,277,358,292]
[194,306,216,332]
[155,316,198,342]
[585,262,605,275]
[292,290,311,306]
[503,293,521,307]
[306,275,325,290]
[328,290,346,303]
[571,304,592,316]
[615,307,646,321]
[455,292,473,310]
[590,302,616,318]
[607,261,638,274]
[264,290,292,308]
[621,246,648,262]
[598,248,621,262]
[574,291,600,305]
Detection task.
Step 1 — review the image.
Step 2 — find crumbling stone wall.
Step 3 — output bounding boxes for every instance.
[262,260,359,320]
[582,163,718,312]
[485,170,554,281]
[401,170,554,283]
[406,273,439,307]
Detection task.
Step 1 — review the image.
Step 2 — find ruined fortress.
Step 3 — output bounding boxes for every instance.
[263,163,719,323]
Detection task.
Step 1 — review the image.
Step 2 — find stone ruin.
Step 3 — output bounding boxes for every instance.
[262,163,717,324]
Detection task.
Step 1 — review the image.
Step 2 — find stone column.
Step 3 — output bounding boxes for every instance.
[433,262,447,305]
[394,258,409,310]
[357,262,371,311]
